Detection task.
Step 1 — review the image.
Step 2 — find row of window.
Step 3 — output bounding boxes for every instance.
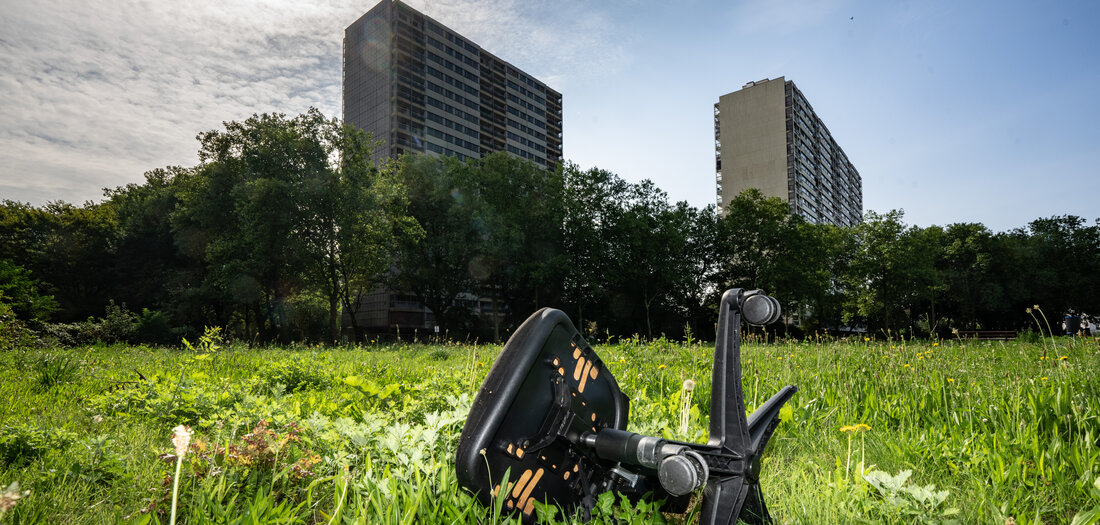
[506,118,545,141]
[508,69,545,95]
[507,94,544,116]
[426,126,479,152]
[426,111,479,140]
[425,141,470,161]
[424,64,479,98]
[506,131,545,153]
[426,51,478,83]
[426,34,480,72]
[506,80,545,106]
[426,81,479,112]
[506,105,544,129]
[426,96,479,125]
[445,31,479,55]
[444,44,479,70]
[506,144,545,163]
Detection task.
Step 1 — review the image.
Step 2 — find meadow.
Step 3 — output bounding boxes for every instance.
[1,331,1098,524]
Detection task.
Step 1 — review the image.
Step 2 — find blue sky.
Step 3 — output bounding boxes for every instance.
[1,0,1097,232]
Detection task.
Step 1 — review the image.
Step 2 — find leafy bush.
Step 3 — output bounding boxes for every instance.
[37,301,136,346]
[87,374,249,428]
[95,300,137,343]
[134,308,174,346]
[255,356,329,393]
[0,424,77,466]
[0,260,58,322]
[0,291,36,350]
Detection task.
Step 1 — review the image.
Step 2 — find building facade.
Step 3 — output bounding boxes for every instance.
[714,77,862,227]
[343,0,563,169]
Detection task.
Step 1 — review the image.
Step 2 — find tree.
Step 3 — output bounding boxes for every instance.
[560,165,630,335]
[170,108,417,343]
[297,119,421,343]
[0,260,58,322]
[460,153,565,341]
[845,210,936,334]
[391,154,481,335]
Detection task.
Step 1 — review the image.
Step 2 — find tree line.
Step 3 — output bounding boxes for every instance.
[2,110,1097,346]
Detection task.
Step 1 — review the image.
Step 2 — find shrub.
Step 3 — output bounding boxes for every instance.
[255,356,329,394]
[37,301,136,347]
[134,308,174,346]
[0,292,36,350]
[0,424,77,466]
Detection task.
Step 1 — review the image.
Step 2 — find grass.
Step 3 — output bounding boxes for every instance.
[0,334,1098,523]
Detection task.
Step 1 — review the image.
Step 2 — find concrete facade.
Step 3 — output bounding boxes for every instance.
[715,77,862,227]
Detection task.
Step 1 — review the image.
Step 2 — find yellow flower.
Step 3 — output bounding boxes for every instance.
[839,425,854,432]
[932,342,939,347]
[1060,356,1068,361]
[864,337,870,342]
[852,423,870,432]
[947,378,954,382]
[777,357,782,360]
[658,364,666,370]
[1041,377,1048,381]
[904,363,911,368]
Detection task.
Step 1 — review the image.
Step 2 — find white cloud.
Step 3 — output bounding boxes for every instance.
[0,0,626,205]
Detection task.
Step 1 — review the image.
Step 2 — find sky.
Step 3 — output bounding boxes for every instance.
[1,0,1097,232]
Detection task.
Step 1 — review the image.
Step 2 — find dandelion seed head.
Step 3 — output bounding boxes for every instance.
[171,425,192,456]
[683,379,695,392]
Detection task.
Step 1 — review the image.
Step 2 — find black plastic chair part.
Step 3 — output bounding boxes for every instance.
[455,289,797,524]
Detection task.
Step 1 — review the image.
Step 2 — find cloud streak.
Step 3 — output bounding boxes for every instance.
[0,0,626,205]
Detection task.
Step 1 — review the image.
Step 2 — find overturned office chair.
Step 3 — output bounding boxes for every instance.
[456,289,797,524]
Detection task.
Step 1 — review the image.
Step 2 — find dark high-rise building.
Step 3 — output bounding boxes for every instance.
[714,77,862,227]
[343,0,563,168]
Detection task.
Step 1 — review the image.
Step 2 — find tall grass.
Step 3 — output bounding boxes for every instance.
[0,336,1097,523]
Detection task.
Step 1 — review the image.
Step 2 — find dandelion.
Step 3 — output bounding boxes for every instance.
[679,379,695,436]
[1060,356,1068,361]
[658,364,666,370]
[932,342,939,347]
[864,337,870,342]
[947,378,955,383]
[1041,377,1049,381]
[0,482,29,514]
[840,424,871,479]
[169,425,192,525]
